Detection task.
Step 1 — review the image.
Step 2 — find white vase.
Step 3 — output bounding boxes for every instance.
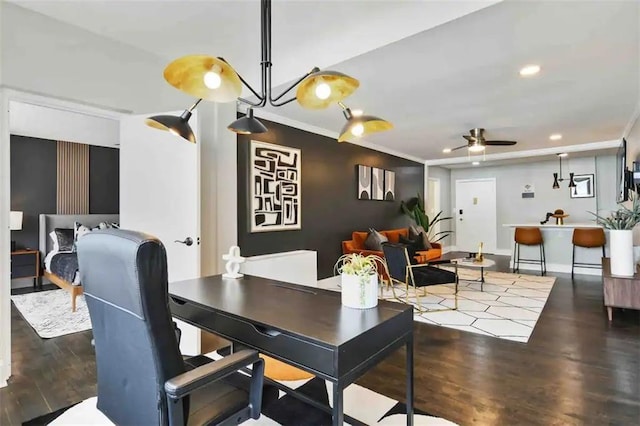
[609,230,635,277]
[341,273,378,309]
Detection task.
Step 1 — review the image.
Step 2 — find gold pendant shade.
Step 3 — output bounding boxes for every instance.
[164,55,242,103]
[338,115,393,143]
[296,70,360,109]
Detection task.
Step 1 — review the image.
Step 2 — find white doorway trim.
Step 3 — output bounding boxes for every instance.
[426,177,441,242]
[454,177,497,254]
[0,87,125,386]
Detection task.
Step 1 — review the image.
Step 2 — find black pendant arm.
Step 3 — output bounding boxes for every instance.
[236,72,266,104]
[238,97,264,108]
[270,67,320,103]
[188,98,203,112]
[269,96,297,107]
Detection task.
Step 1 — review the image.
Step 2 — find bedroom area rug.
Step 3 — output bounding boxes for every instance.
[11,289,91,338]
[318,269,556,343]
[39,349,456,426]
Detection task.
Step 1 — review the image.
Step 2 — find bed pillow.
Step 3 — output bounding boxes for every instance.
[49,231,60,253]
[54,228,75,252]
[98,221,119,230]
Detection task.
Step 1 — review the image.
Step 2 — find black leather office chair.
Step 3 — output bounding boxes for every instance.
[77,229,269,426]
[382,243,458,312]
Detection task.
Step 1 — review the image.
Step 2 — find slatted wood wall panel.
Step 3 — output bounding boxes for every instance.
[56,141,89,214]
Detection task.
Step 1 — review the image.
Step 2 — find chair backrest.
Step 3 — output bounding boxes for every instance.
[382,243,410,283]
[77,229,185,426]
[514,227,543,245]
[572,228,606,247]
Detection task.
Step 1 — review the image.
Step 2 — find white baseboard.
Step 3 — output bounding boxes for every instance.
[494,249,512,256]
[509,261,602,276]
[0,360,9,388]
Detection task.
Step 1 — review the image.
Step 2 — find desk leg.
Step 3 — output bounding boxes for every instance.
[332,380,344,425]
[406,335,414,425]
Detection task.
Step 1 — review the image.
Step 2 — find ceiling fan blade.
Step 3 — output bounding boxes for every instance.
[485,140,517,146]
[451,144,469,151]
[462,135,477,142]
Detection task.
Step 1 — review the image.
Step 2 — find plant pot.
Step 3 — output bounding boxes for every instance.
[609,229,635,277]
[341,273,378,309]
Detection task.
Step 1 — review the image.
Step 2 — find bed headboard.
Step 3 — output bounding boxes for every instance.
[39,214,120,255]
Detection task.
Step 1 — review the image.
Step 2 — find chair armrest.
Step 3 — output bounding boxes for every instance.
[165,349,259,400]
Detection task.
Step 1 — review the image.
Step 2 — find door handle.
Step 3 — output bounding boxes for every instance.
[174,237,193,246]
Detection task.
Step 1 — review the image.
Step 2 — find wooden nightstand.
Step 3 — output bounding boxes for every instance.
[11,249,42,289]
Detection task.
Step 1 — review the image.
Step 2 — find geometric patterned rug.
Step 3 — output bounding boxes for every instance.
[318,269,556,343]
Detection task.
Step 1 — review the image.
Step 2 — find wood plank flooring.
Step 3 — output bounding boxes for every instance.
[2,257,639,425]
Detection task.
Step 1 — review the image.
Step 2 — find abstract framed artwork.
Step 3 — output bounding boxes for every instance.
[250,141,301,232]
[384,170,395,201]
[357,165,372,200]
[571,174,595,198]
[371,167,385,200]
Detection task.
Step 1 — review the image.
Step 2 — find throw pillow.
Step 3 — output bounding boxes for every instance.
[54,228,75,252]
[408,224,426,240]
[399,235,423,261]
[364,228,388,251]
[419,231,433,250]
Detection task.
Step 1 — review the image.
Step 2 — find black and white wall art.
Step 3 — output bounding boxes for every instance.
[371,167,385,200]
[384,170,395,201]
[250,141,301,232]
[357,165,372,199]
[571,174,595,198]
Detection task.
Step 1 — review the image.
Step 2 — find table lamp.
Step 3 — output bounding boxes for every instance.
[10,211,23,251]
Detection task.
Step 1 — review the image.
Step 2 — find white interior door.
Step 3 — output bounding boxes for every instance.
[120,111,201,355]
[455,179,497,253]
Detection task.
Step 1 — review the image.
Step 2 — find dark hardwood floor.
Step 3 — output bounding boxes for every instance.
[2,257,639,425]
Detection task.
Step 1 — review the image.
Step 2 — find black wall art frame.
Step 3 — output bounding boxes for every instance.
[357,165,395,202]
[250,140,301,232]
[570,174,595,198]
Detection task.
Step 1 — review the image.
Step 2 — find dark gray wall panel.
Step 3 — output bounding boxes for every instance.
[89,145,119,214]
[237,118,423,279]
[10,135,58,251]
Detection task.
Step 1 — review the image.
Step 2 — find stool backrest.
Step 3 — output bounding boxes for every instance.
[514,227,543,245]
[572,228,606,247]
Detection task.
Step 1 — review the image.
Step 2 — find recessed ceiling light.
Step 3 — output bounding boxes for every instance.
[549,133,562,141]
[472,161,480,166]
[519,64,541,77]
[442,148,452,153]
[558,152,568,157]
[351,109,363,117]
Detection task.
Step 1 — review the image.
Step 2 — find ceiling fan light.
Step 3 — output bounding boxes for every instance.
[164,55,242,102]
[227,109,268,135]
[338,114,393,142]
[145,111,196,143]
[297,70,359,109]
[468,144,485,153]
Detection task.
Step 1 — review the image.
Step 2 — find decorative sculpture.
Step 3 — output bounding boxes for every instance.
[222,246,246,279]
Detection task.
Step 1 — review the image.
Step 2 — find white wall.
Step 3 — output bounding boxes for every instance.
[10,102,119,148]
[0,2,190,114]
[426,166,453,248]
[450,155,615,252]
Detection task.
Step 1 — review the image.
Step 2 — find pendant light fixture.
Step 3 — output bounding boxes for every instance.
[148,0,391,143]
[337,102,393,143]
[552,153,576,189]
[145,99,202,143]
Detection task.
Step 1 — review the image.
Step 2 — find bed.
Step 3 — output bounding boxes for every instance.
[39,214,120,311]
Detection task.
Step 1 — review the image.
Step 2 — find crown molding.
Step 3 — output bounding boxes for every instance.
[424,139,621,167]
[622,100,640,138]
[238,105,426,164]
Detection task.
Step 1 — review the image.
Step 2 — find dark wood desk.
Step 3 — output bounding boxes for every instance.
[169,274,414,425]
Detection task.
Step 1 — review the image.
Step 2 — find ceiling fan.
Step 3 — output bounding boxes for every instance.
[451,128,517,152]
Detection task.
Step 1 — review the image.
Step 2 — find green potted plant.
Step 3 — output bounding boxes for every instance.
[334,253,384,309]
[400,192,453,243]
[591,194,640,276]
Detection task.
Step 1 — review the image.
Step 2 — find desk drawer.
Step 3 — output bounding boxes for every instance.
[170,298,335,377]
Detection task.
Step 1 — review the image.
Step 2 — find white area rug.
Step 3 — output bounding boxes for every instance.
[11,289,91,338]
[50,349,456,425]
[319,269,556,343]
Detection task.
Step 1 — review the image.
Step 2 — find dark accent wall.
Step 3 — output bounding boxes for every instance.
[237,119,424,279]
[10,135,119,251]
[90,145,120,213]
[10,135,57,251]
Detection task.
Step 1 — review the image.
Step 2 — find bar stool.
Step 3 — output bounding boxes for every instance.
[571,228,606,278]
[513,227,546,276]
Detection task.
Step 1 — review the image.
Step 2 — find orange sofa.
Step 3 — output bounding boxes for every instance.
[341,228,442,264]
